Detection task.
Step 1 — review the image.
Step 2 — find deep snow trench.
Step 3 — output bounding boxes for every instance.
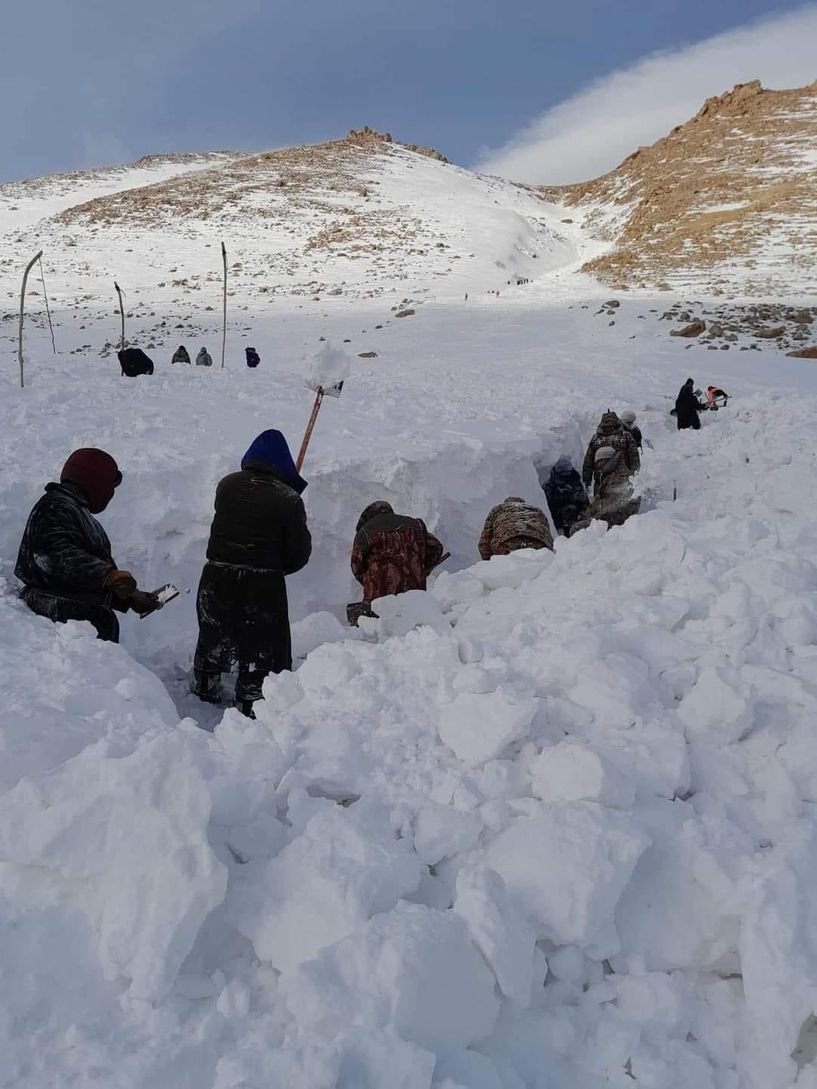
[4,301,817,1088]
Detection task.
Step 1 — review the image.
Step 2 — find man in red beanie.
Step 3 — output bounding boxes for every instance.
[15,448,158,642]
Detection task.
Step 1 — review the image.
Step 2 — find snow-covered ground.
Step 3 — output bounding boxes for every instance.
[3,149,817,1088]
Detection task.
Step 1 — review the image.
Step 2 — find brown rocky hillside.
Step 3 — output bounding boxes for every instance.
[542,80,817,297]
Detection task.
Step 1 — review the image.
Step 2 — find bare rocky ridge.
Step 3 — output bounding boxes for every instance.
[541,80,817,297]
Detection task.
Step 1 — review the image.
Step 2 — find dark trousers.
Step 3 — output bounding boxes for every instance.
[192,562,292,704]
[21,587,120,642]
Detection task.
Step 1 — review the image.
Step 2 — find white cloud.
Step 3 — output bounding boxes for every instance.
[475,6,817,185]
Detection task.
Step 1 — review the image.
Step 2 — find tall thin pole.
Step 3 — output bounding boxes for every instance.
[39,255,56,354]
[221,241,227,369]
[114,281,125,351]
[18,250,43,389]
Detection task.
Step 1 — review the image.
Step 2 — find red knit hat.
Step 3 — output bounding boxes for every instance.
[61,448,121,513]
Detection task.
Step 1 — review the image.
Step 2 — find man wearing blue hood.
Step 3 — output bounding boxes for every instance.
[191,430,311,717]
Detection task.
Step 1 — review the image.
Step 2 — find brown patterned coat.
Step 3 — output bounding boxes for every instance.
[478,497,554,559]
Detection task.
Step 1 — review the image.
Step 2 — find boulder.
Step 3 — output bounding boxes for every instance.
[756,325,786,339]
[670,319,706,338]
[786,347,817,359]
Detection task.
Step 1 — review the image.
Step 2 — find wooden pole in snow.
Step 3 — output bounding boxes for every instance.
[18,250,43,389]
[114,281,126,351]
[38,255,56,354]
[221,241,227,369]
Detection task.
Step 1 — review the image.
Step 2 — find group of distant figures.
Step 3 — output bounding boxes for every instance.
[117,344,261,377]
[673,379,728,430]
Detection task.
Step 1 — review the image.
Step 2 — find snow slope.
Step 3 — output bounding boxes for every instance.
[3,140,817,1087]
[3,293,817,1086]
[0,137,588,326]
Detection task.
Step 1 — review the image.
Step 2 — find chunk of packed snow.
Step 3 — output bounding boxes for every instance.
[484,803,649,956]
[453,864,537,1004]
[361,589,451,638]
[438,689,538,766]
[282,902,500,1053]
[0,732,226,1000]
[531,740,635,809]
[413,803,483,865]
[225,803,422,972]
[304,339,351,393]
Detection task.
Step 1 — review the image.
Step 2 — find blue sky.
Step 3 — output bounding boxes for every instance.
[2,0,814,183]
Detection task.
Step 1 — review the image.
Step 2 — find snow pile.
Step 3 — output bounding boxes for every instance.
[2,388,817,1085]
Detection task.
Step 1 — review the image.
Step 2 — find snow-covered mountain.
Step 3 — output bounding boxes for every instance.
[544,80,817,297]
[0,127,587,321]
[3,104,817,1089]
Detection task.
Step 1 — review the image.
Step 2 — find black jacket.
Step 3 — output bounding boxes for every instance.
[544,462,589,534]
[675,382,702,430]
[206,462,311,573]
[15,483,116,604]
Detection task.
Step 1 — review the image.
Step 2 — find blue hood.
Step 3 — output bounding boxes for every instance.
[241,430,307,494]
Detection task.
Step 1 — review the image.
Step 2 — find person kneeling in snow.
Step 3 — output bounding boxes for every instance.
[14,448,158,642]
[584,446,641,529]
[478,497,553,559]
[350,502,444,622]
[191,429,311,718]
[544,457,589,537]
[196,347,213,367]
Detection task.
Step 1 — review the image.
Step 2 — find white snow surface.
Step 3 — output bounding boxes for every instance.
[3,153,817,1087]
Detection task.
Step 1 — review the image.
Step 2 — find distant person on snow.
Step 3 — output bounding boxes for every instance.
[582,411,640,489]
[675,378,703,430]
[705,385,728,410]
[544,457,589,537]
[172,345,191,365]
[619,410,643,450]
[14,448,158,642]
[118,347,154,377]
[245,346,261,369]
[478,497,553,559]
[191,430,311,718]
[196,347,214,367]
[350,502,444,617]
[583,445,641,529]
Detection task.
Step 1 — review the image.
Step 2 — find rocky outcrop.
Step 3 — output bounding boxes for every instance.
[541,81,817,296]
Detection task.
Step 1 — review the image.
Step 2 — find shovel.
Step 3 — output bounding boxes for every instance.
[296,341,351,472]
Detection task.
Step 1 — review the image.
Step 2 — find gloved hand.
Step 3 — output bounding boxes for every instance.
[129,589,160,618]
[104,569,138,600]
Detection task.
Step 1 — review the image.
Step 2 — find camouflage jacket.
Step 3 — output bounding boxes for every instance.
[478,498,554,559]
[587,452,641,527]
[582,429,640,487]
[352,512,444,602]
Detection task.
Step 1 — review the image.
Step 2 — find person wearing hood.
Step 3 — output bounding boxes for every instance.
[582,411,640,489]
[14,448,158,642]
[619,410,643,450]
[245,346,260,368]
[675,378,702,430]
[196,347,213,367]
[478,497,553,559]
[585,445,641,528]
[191,429,311,717]
[172,345,191,365]
[351,501,444,611]
[544,457,589,536]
